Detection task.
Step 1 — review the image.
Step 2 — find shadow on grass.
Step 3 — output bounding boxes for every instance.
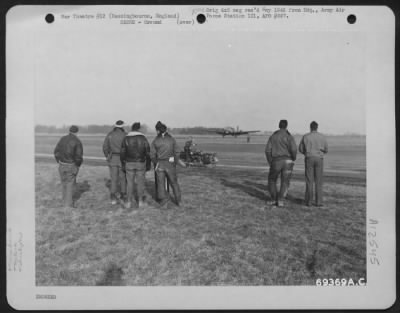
[220,178,269,201]
[221,178,306,205]
[305,249,317,278]
[96,263,125,286]
[242,180,266,190]
[73,180,91,201]
[285,195,305,205]
[104,177,125,197]
[316,239,365,260]
[104,174,160,203]
[145,179,157,201]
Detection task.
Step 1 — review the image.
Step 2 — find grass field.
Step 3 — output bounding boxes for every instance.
[35,133,366,285]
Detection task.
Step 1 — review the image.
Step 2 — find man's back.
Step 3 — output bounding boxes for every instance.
[103,128,126,156]
[121,132,150,162]
[299,131,328,158]
[265,129,297,163]
[54,134,83,166]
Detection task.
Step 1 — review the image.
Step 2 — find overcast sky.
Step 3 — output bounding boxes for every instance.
[35,29,365,134]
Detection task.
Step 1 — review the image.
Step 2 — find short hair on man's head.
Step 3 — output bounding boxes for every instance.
[310,121,318,131]
[279,120,288,129]
[131,122,141,131]
[69,125,79,133]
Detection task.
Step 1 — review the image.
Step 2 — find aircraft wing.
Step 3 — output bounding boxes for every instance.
[237,130,260,135]
[206,129,224,134]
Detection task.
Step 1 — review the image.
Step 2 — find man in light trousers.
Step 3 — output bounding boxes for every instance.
[299,121,328,207]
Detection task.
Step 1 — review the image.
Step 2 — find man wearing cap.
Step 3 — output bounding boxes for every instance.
[184,136,195,163]
[150,121,184,207]
[265,120,297,207]
[299,121,328,207]
[103,120,127,204]
[120,122,151,209]
[54,125,83,208]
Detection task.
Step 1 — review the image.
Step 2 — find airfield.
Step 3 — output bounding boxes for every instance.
[35,133,366,286]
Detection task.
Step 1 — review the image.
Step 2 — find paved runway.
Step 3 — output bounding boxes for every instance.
[35,153,363,177]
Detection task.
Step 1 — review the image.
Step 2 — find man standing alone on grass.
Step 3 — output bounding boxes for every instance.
[120,122,150,210]
[150,121,185,208]
[54,125,83,208]
[265,120,297,207]
[299,121,328,207]
[103,120,127,205]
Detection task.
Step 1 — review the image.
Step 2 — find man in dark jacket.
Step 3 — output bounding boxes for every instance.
[265,120,297,207]
[54,125,83,208]
[103,120,127,204]
[150,121,184,208]
[120,122,150,209]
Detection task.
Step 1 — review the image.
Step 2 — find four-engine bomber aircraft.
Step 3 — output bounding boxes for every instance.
[214,126,260,137]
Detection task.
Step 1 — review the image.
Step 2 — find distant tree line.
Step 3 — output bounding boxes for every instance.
[36,125,220,135]
[169,127,217,135]
[35,124,150,134]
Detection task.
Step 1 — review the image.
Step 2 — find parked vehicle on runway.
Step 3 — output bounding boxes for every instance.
[179,148,218,167]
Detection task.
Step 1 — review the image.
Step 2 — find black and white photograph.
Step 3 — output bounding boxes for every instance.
[6,5,396,310]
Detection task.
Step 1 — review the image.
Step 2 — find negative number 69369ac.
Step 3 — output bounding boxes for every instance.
[316,278,366,286]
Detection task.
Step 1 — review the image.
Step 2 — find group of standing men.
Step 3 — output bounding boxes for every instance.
[54,120,184,209]
[103,120,184,209]
[265,119,328,207]
[54,119,328,210]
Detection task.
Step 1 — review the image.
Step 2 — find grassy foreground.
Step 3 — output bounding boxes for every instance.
[36,161,366,286]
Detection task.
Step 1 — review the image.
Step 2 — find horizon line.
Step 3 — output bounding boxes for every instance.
[34,124,366,136]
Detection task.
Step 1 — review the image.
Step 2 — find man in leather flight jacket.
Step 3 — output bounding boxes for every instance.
[120,122,150,209]
[54,125,83,208]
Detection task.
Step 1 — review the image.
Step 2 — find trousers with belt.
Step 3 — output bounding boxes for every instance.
[155,160,181,205]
